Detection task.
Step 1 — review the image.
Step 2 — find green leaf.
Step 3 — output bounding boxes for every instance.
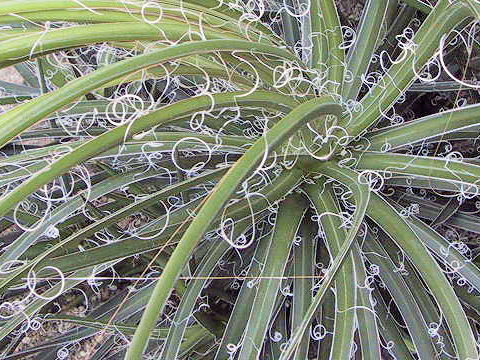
[215,225,273,359]
[342,0,478,139]
[305,182,356,360]
[310,0,328,69]
[126,96,343,358]
[354,151,480,187]
[0,167,173,266]
[343,0,395,100]
[362,228,439,357]
[0,80,39,95]
[366,192,478,359]
[0,23,256,68]
[282,161,370,359]
[319,0,344,93]
[0,90,298,220]
[0,260,119,343]
[0,39,299,149]
[159,238,230,359]
[366,103,480,151]
[371,291,415,359]
[236,194,307,359]
[291,220,316,360]
[403,0,434,13]
[353,241,381,359]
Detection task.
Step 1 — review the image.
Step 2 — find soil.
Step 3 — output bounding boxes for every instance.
[0,66,23,84]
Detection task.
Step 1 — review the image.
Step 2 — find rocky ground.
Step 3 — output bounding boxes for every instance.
[0,66,22,83]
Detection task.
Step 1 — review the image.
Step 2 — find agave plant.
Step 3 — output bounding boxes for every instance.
[2,0,480,359]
